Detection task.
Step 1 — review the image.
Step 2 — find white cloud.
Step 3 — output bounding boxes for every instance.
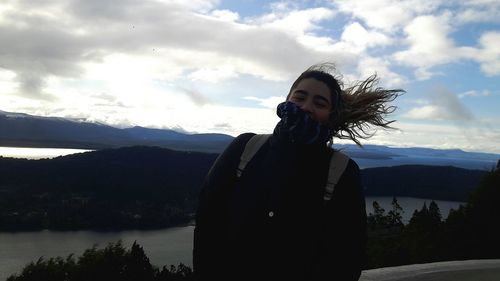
[340,22,392,52]
[413,68,436,81]
[355,57,407,87]
[364,122,500,153]
[172,0,220,12]
[335,0,500,79]
[0,68,17,93]
[454,0,500,24]
[393,14,456,71]
[465,0,500,5]
[474,32,500,76]
[402,86,474,121]
[403,105,452,120]
[0,0,358,101]
[178,87,211,107]
[333,0,442,32]
[391,14,500,79]
[188,66,239,83]
[456,8,500,24]
[243,96,286,109]
[255,7,335,36]
[459,90,492,98]
[210,9,239,22]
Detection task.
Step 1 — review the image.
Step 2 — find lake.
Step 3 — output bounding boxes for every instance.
[0,197,463,280]
[0,146,91,159]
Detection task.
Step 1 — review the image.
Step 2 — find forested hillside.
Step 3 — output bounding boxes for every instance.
[0,146,217,230]
[362,165,486,201]
[0,146,487,230]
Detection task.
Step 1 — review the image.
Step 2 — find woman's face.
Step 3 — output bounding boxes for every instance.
[288,78,332,124]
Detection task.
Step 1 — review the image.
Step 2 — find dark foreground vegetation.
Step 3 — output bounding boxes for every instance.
[367,162,500,268]
[0,146,486,231]
[7,162,500,280]
[7,241,193,281]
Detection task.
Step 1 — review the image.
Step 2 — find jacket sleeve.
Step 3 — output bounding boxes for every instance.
[193,133,254,280]
[314,159,367,281]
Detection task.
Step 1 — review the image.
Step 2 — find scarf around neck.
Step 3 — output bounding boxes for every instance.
[273,101,331,145]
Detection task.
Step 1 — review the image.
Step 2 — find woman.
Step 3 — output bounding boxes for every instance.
[193,63,403,281]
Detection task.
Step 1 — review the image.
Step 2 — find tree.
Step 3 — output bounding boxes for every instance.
[403,201,444,263]
[7,241,194,281]
[443,204,475,260]
[465,163,500,258]
[123,241,156,281]
[6,255,77,281]
[367,201,388,229]
[366,199,408,268]
[387,197,404,227]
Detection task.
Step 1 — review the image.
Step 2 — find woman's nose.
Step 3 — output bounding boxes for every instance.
[300,100,313,113]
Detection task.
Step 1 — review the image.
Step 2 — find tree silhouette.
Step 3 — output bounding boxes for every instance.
[465,162,500,258]
[7,241,194,281]
[387,197,404,227]
[402,201,444,263]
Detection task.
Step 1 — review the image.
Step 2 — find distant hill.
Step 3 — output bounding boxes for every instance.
[0,146,488,230]
[1,109,498,169]
[0,146,217,230]
[0,110,233,153]
[335,144,499,170]
[362,165,487,201]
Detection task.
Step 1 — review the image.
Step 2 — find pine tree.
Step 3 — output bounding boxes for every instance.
[466,162,500,258]
[387,197,404,227]
[403,201,444,263]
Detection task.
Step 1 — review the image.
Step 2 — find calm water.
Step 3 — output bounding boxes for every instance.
[365,196,464,223]
[0,147,91,159]
[0,225,195,280]
[0,197,463,280]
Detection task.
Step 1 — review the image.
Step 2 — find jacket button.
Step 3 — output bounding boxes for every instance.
[268,211,274,217]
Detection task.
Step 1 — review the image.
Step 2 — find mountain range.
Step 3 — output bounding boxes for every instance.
[0,110,233,153]
[1,109,499,169]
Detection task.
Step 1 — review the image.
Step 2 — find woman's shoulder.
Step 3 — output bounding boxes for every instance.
[234,132,257,142]
[346,157,360,172]
[229,133,257,148]
[329,149,359,169]
[329,149,361,182]
[221,133,257,155]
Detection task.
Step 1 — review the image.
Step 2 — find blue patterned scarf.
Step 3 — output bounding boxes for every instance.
[273,101,331,145]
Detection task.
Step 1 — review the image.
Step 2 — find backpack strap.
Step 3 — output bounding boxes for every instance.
[236,134,350,201]
[236,134,271,177]
[323,150,350,201]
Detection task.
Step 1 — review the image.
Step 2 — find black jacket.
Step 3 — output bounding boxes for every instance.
[193,133,367,281]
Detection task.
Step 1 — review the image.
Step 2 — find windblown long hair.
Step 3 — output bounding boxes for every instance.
[288,63,404,146]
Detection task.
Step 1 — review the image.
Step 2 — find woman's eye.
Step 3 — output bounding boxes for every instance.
[315,102,327,108]
[291,96,305,101]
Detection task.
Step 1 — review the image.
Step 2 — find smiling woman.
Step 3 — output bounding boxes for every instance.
[193,63,405,281]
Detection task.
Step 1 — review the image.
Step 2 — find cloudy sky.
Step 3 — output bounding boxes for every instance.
[1,0,499,153]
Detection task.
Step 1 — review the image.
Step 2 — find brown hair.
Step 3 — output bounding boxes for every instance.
[289,63,404,146]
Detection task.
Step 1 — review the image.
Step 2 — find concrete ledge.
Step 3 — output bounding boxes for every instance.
[360,259,500,281]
